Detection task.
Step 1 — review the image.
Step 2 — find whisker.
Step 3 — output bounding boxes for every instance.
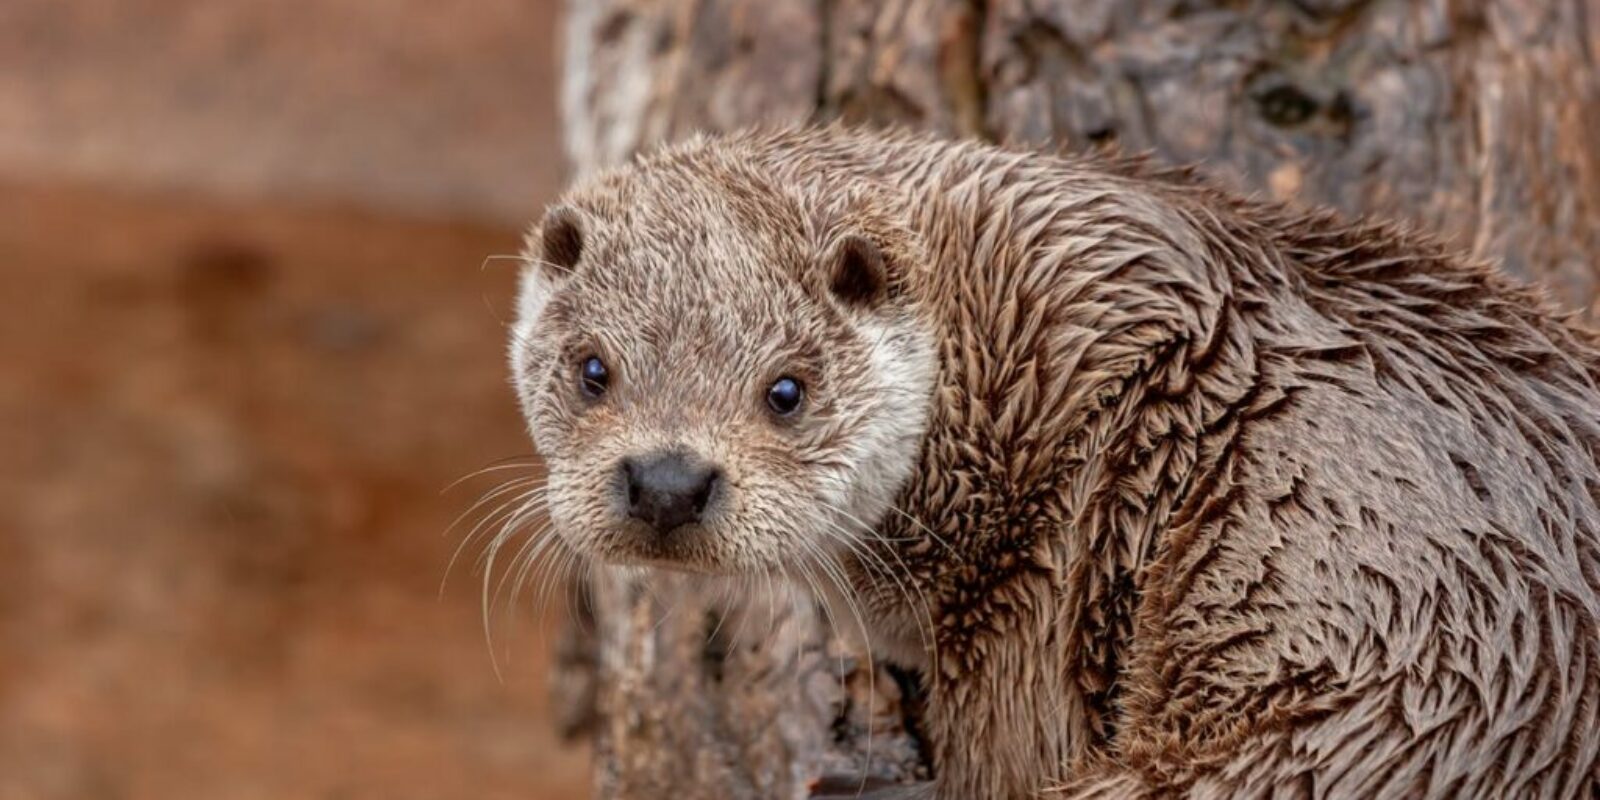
[450,487,545,578]
[477,490,553,683]
[815,506,942,685]
[789,545,841,679]
[473,494,549,572]
[811,512,917,619]
[481,292,518,333]
[885,504,954,553]
[795,535,877,790]
[559,548,588,630]
[439,457,540,495]
[492,521,555,668]
[443,475,540,539]
[531,536,579,633]
[507,523,556,620]
[480,252,574,275]
[574,559,598,630]
[480,527,508,684]
[705,577,735,651]
[649,576,691,634]
[440,485,545,597]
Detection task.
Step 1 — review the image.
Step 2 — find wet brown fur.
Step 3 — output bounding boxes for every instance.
[510,126,1600,798]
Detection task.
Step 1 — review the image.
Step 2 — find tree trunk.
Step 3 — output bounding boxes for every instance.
[552,1,1600,797]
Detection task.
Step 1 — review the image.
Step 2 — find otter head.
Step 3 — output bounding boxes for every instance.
[508,151,937,578]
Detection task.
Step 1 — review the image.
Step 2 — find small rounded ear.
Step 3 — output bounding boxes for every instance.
[826,234,889,308]
[537,205,584,275]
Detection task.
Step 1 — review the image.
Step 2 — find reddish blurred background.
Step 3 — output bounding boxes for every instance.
[0,2,588,798]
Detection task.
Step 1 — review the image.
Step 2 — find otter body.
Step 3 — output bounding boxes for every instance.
[510,127,1600,798]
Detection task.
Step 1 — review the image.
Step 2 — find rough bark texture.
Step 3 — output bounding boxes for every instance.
[553,1,1600,797]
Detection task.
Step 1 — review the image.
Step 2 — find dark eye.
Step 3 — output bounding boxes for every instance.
[766,376,804,416]
[579,355,609,398]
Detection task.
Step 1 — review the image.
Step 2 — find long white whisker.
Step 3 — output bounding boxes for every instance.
[458,493,546,581]
[473,494,548,572]
[816,507,942,688]
[476,490,553,682]
[481,253,573,275]
[561,549,589,630]
[441,485,544,597]
[490,504,547,609]
[649,578,690,634]
[824,504,936,618]
[504,520,556,619]
[796,535,877,790]
[525,526,572,621]
[494,521,556,668]
[885,504,953,553]
[812,515,921,634]
[439,457,539,495]
[443,476,538,540]
[480,531,508,684]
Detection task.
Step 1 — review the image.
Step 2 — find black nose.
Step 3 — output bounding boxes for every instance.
[621,451,722,534]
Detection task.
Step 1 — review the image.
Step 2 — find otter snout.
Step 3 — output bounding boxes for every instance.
[619,450,722,534]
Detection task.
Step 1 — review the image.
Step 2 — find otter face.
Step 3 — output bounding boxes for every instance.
[507,163,936,577]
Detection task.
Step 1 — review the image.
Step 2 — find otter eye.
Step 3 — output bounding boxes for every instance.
[579,355,609,398]
[766,376,804,416]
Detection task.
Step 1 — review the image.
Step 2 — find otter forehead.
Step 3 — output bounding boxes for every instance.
[560,207,810,313]
[571,149,813,255]
[533,206,844,404]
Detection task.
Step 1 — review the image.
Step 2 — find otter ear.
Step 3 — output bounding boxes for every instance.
[825,234,890,308]
[534,205,584,277]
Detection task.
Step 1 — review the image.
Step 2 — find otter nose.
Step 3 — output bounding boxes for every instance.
[621,451,721,534]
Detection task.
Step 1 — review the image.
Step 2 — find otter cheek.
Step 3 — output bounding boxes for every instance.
[539,469,579,543]
[547,462,609,539]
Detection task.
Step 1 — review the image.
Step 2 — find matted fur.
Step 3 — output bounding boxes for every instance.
[510,126,1600,799]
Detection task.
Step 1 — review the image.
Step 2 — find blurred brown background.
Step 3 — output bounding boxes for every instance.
[0,2,588,798]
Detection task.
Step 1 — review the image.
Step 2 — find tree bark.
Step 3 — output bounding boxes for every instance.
[552,1,1600,797]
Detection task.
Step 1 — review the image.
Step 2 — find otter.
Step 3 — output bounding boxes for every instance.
[507,126,1600,798]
